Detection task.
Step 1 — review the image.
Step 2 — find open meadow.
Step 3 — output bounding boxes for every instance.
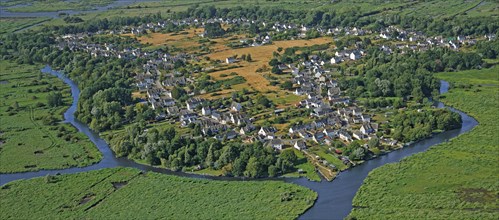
[204,37,331,107]
[0,61,101,173]
[0,17,50,35]
[0,0,115,12]
[349,67,499,219]
[0,167,317,219]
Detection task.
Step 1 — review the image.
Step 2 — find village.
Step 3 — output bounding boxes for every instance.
[55,16,495,180]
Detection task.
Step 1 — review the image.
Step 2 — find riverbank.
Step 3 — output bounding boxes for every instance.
[0,66,480,220]
[0,61,101,173]
[349,68,499,219]
[0,167,317,219]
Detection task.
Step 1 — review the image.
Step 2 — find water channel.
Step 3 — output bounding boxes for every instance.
[0,66,478,219]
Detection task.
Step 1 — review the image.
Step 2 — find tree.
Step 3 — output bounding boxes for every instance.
[271,65,282,74]
[351,147,367,160]
[367,137,379,148]
[281,81,293,90]
[232,158,246,177]
[268,165,279,177]
[280,149,297,164]
[162,127,176,141]
[245,157,264,178]
[171,87,186,99]
[205,144,215,168]
[268,58,279,66]
[257,95,272,108]
[204,22,225,38]
[246,54,252,62]
[47,92,64,107]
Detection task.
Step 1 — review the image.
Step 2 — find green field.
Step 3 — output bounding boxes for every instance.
[349,67,499,219]
[0,17,50,35]
[0,167,317,219]
[0,61,101,173]
[1,0,115,12]
[435,65,499,86]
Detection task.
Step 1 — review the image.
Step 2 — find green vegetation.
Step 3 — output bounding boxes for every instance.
[282,149,321,182]
[0,17,50,35]
[0,60,101,173]
[433,65,499,86]
[350,67,499,219]
[0,168,317,219]
[1,0,115,13]
[390,108,462,142]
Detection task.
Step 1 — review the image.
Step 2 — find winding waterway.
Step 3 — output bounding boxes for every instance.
[0,67,478,220]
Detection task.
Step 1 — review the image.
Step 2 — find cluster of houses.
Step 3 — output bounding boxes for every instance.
[376,26,490,52]
[53,16,497,155]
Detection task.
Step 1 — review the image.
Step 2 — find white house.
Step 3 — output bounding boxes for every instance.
[330,57,342,64]
[270,139,284,150]
[294,140,307,150]
[226,57,236,64]
[231,102,242,112]
[201,107,212,116]
[350,51,361,60]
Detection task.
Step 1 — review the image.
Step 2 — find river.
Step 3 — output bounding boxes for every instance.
[0,67,478,220]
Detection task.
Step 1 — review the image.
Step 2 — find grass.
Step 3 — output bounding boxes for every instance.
[0,17,51,35]
[434,65,499,86]
[282,149,321,182]
[349,66,499,219]
[308,146,348,171]
[0,60,101,173]
[0,167,317,219]
[202,37,331,107]
[2,0,115,13]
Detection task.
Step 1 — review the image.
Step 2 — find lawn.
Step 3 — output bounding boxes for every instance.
[282,149,321,182]
[0,61,101,173]
[0,167,317,219]
[349,67,499,219]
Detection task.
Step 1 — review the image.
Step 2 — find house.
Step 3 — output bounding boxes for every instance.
[278,64,289,71]
[211,111,221,121]
[180,111,198,121]
[350,51,361,60]
[259,127,276,136]
[330,57,342,64]
[294,140,307,150]
[360,123,375,135]
[352,107,363,116]
[186,98,204,111]
[313,131,326,143]
[201,107,212,116]
[339,130,353,142]
[239,123,256,135]
[328,87,341,97]
[231,102,242,112]
[353,131,365,140]
[166,106,179,116]
[269,139,284,150]
[361,114,371,123]
[323,128,336,137]
[226,57,236,64]
[297,130,312,139]
[225,130,238,140]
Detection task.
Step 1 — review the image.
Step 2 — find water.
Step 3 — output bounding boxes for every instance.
[0,67,478,220]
